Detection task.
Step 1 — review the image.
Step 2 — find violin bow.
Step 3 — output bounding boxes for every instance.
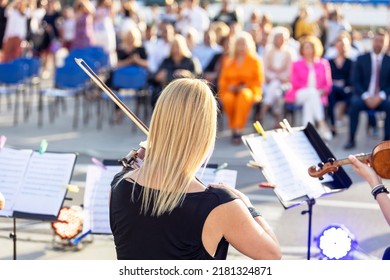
[74,58,149,136]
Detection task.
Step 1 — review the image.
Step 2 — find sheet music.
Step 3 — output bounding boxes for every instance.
[0,148,32,217]
[83,165,122,234]
[12,151,77,217]
[245,130,331,202]
[196,167,238,188]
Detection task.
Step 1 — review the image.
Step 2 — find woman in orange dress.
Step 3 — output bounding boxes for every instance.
[218,31,264,144]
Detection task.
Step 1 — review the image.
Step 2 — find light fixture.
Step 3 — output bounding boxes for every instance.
[316,224,357,260]
[52,206,83,240]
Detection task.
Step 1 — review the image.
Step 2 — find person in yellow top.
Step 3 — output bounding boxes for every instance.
[293,7,317,40]
[218,31,264,144]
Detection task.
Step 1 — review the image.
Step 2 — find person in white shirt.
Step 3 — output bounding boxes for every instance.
[145,22,174,75]
[2,0,32,62]
[191,28,223,71]
[175,0,209,42]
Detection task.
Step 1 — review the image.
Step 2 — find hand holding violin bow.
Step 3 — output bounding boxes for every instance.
[308,141,390,180]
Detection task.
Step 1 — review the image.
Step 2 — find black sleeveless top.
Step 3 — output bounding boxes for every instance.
[109,172,237,260]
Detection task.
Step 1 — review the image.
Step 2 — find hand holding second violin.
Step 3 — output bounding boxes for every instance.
[348,154,382,189]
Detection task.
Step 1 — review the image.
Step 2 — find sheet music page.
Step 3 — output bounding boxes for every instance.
[271,131,330,199]
[196,167,237,188]
[12,152,77,217]
[0,148,32,217]
[245,130,329,202]
[83,165,122,234]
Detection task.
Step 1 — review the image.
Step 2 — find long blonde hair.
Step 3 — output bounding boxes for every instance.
[125,78,218,216]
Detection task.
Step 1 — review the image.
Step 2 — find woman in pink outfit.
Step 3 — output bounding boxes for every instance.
[284,35,333,140]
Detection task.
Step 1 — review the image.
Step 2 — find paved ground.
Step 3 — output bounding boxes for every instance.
[0,77,389,260]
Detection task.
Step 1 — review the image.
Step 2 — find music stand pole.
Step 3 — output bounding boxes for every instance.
[301,198,316,260]
[9,218,17,260]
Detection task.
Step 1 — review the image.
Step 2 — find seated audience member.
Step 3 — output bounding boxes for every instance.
[192,28,223,72]
[218,31,264,144]
[284,35,333,141]
[151,33,202,107]
[327,33,354,136]
[344,29,390,149]
[257,26,295,129]
[106,27,148,123]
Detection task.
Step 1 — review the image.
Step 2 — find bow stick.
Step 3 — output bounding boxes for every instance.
[74,58,149,135]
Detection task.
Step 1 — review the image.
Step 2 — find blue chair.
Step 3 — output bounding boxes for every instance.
[39,61,89,128]
[12,57,42,121]
[0,61,27,124]
[105,65,150,130]
[284,103,303,127]
[67,46,109,73]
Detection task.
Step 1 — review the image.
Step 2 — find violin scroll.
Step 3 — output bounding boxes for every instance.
[308,158,339,180]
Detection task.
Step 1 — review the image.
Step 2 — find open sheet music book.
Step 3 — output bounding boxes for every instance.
[0,147,77,220]
[242,123,351,208]
[82,163,238,235]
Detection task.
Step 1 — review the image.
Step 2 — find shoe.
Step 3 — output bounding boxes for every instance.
[318,127,333,141]
[344,141,355,150]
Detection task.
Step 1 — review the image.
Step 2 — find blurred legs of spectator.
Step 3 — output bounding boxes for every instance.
[296,87,332,141]
[1,36,22,62]
[345,95,390,149]
[367,111,378,136]
[257,79,284,129]
[220,88,255,144]
[327,85,350,136]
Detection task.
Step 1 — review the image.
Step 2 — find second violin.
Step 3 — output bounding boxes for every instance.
[308,141,390,180]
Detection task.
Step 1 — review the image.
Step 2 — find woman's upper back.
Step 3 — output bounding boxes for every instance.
[109,175,236,260]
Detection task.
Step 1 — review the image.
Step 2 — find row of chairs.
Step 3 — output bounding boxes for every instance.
[0,46,152,131]
[0,57,41,125]
[38,46,109,129]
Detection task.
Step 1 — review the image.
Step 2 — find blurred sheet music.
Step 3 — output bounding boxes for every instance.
[83,165,122,234]
[196,167,237,188]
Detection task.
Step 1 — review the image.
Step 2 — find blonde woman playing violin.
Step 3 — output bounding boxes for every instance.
[109,78,281,260]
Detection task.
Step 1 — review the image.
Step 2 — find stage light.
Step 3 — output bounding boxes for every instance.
[316,224,357,260]
[52,206,83,240]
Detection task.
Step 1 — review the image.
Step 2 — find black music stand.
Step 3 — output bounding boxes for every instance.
[242,123,352,260]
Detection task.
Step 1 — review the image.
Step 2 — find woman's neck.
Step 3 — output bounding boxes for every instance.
[172,54,183,64]
[304,56,314,64]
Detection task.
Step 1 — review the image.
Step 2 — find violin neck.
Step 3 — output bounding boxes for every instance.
[335,153,371,166]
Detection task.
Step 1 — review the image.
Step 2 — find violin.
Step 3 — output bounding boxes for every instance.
[308,141,390,180]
